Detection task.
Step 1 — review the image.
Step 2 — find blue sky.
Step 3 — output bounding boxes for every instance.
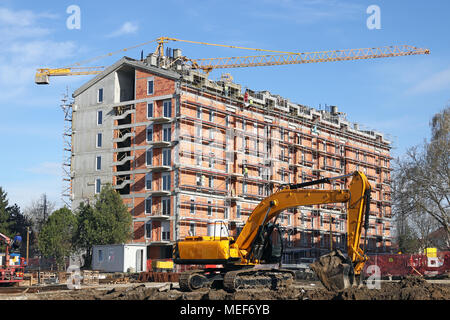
[0,0,448,210]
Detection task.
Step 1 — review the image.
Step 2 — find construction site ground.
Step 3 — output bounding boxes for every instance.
[1,276,449,300]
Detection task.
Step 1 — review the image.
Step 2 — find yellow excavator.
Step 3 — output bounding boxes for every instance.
[173,171,371,292]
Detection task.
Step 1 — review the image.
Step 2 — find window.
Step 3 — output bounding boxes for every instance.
[189,222,196,236]
[236,204,241,218]
[209,128,214,140]
[242,120,246,130]
[95,178,101,194]
[242,181,247,193]
[196,173,202,186]
[162,197,170,216]
[145,197,152,214]
[147,102,154,118]
[162,148,171,166]
[208,157,214,168]
[96,156,102,171]
[97,110,103,125]
[96,133,102,148]
[225,115,229,127]
[146,125,153,142]
[161,221,170,241]
[197,106,202,119]
[196,154,201,166]
[98,88,103,103]
[163,100,172,118]
[209,110,214,122]
[207,201,212,216]
[224,206,229,220]
[147,79,154,95]
[146,148,153,166]
[163,125,171,142]
[162,172,171,191]
[145,173,152,190]
[208,176,214,188]
[145,221,152,239]
[190,199,195,215]
[196,124,202,137]
[98,249,103,262]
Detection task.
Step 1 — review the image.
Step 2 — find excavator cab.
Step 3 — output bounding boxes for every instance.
[251,222,284,264]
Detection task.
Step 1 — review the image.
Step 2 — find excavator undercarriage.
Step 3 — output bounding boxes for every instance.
[179,267,295,292]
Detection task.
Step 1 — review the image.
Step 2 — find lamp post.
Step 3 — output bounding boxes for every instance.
[26,227,30,265]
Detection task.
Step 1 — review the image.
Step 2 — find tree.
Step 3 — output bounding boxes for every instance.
[74,184,132,268]
[8,204,34,257]
[0,187,14,236]
[393,105,450,249]
[38,207,77,269]
[24,193,55,235]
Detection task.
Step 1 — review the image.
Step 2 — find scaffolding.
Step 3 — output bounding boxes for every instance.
[61,90,73,208]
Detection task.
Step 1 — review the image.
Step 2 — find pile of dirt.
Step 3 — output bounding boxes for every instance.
[308,276,450,300]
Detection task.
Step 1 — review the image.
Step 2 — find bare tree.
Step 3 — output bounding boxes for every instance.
[392,106,450,249]
[24,193,56,234]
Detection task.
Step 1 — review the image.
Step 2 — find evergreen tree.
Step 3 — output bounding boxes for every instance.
[0,187,13,237]
[38,207,77,269]
[74,184,132,268]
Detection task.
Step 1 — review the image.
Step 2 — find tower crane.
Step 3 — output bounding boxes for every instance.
[35,36,430,84]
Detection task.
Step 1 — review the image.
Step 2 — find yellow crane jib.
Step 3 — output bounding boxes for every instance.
[35,36,430,84]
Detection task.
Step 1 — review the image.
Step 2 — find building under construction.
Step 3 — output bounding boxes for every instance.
[70,49,392,262]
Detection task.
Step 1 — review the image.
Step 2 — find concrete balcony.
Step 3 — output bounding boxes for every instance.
[146,190,171,197]
[147,164,171,172]
[148,140,171,148]
[147,116,172,124]
[147,210,171,220]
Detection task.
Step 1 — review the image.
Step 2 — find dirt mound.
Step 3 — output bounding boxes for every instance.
[307,276,450,300]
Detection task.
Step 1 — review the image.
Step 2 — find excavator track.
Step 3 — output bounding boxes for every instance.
[179,269,208,292]
[223,268,295,292]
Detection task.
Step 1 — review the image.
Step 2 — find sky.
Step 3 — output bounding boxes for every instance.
[0,0,448,211]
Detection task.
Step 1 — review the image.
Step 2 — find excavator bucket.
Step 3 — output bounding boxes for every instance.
[309,249,356,292]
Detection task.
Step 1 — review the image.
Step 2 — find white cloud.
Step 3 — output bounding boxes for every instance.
[406,66,450,95]
[25,162,61,176]
[107,21,139,38]
[0,7,77,102]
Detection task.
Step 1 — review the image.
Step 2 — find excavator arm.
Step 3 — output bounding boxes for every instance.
[233,171,370,264]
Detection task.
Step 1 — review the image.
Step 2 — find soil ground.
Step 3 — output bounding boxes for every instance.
[1,276,449,300]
